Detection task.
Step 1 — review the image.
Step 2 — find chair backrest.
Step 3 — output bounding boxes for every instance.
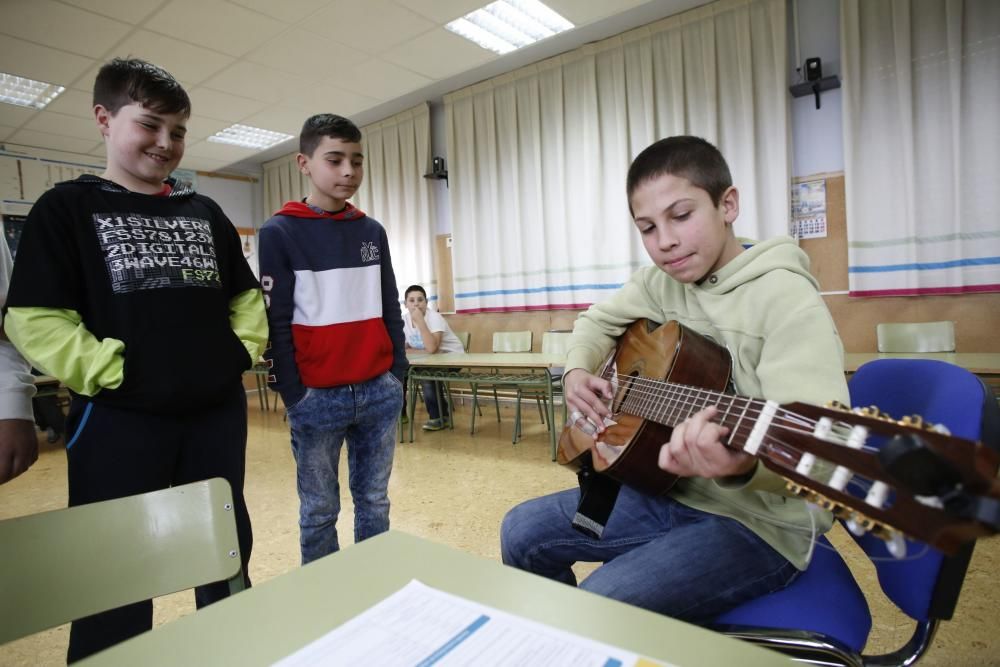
[0,478,245,645]
[541,331,572,355]
[492,330,532,353]
[846,359,998,622]
[453,330,471,352]
[876,320,956,352]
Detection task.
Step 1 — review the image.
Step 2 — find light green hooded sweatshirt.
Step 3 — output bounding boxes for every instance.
[564,236,850,569]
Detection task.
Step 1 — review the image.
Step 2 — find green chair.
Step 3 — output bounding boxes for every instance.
[876,320,956,353]
[0,478,246,646]
[471,331,534,442]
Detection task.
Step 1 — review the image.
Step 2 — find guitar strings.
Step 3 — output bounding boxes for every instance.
[595,372,937,552]
[605,373,879,453]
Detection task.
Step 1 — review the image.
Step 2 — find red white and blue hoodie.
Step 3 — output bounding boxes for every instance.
[258,200,407,407]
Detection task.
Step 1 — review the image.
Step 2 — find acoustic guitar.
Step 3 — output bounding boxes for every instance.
[557,319,1000,556]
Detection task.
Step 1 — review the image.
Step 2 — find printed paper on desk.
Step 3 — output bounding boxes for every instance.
[272,579,672,667]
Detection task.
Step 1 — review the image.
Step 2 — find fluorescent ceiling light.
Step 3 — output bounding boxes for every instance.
[207,124,293,150]
[0,73,66,110]
[446,0,574,55]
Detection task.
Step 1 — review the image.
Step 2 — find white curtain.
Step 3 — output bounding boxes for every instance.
[261,152,311,216]
[842,0,1000,296]
[261,104,435,302]
[354,104,436,304]
[444,0,788,313]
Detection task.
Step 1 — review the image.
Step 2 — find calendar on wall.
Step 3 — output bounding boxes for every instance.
[790,179,828,239]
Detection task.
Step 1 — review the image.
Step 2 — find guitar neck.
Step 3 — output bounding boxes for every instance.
[616,376,768,452]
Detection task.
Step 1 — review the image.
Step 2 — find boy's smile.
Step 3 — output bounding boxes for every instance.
[630,173,743,283]
[95,102,187,194]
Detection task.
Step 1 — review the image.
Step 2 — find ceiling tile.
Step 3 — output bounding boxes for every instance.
[8,128,105,154]
[107,31,235,86]
[245,29,369,80]
[305,0,435,52]
[0,0,134,59]
[543,0,648,27]
[391,0,483,23]
[145,0,286,57]
[0,104,38,130]
[326,59,432,102]
[283,87,379,120]
[383,28,495,80]
[239,107,311,137]
[23,111,101,141]
[227,0,331,23]
[182,138,261,162]
[39,88,95,119]
[202,62,312,105]
[181,116,233,141]
[186,87,269,123]
[0,37,93,86]
[0,125,18,142]
[59,0,166,25]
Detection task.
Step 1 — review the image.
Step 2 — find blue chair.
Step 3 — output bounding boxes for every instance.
[712,359,1000,666]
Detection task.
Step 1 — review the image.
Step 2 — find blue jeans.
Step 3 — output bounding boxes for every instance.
[421,380,451,420]
[501,485,799,622]
[287,372,403,565]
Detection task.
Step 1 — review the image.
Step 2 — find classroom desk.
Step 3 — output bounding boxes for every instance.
[845,352,1000,401]
[844,352,1000,375]
[79,531,792,667]
[406,352,565,459]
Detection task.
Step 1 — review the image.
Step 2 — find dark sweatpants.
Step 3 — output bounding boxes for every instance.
[63,386,252,664]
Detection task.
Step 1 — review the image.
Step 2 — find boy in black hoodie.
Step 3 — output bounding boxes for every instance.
[4,58,267,663]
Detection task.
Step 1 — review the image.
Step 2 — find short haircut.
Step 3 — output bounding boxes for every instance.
[93,57,190,116]
[626,136,732,212]
[299,114,362,156]
[404,285,427,299]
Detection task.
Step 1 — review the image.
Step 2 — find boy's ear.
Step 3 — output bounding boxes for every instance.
[721,186,740,225]
[295,153,310,175]
[93,105,112,137]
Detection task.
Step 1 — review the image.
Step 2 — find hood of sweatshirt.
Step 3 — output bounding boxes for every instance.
[274,200,366,220]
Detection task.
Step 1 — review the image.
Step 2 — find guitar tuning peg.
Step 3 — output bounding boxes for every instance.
[901,415,926,429]
[826,400,850,412]
[846,518,867,537]
[881,530,907,559]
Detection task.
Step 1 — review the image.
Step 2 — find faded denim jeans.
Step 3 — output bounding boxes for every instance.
[287,372,403,565]
[501,485,800,622]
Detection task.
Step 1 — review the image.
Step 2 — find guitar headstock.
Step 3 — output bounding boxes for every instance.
[757,401,1000,556]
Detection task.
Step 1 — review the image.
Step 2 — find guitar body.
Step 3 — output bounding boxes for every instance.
[557,319,732,496]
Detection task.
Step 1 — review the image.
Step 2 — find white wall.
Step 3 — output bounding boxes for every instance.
[788,0,844,177]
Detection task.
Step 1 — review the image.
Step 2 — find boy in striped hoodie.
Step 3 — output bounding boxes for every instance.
[258,114,407,565]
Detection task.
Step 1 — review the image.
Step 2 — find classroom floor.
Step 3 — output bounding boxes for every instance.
[1,394,999,666]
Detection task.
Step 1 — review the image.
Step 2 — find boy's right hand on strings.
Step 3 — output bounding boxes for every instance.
[564,368,614,439]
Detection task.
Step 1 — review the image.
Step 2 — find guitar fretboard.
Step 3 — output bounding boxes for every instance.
[614,374,770,451]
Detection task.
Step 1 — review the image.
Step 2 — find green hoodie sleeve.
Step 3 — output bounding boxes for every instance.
[229,288,268,364]
[4,307,124,396]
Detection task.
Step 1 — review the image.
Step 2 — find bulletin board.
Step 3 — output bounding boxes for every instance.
[796,172,848,293]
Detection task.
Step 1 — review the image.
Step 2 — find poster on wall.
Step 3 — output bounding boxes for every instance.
[2,214,27,258]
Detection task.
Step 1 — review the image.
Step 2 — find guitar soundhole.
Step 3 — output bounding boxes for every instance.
[613,371,641,414]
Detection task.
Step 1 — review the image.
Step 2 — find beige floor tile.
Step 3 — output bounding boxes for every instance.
[1,396,998,666]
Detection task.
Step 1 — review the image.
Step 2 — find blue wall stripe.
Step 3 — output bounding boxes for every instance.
[849,256,1000,274]
[456,283,624,299]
